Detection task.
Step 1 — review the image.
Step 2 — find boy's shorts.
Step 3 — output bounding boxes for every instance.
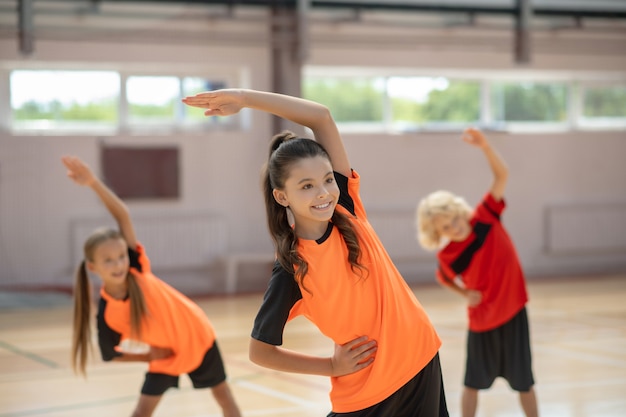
[140,341,227,396]
[464,307,535,392]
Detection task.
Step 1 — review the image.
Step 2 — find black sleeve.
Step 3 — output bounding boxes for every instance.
[128,247,142,272]
[251,260,302,346]
[96,298,122,361]
[334,171,355,216]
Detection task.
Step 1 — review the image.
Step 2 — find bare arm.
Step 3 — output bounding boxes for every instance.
[462,128,509,201]
[182,89,351,177]
[439,277,482,307]
[112,346,173,363]
[249,335,376,377]
[61,156,138,248]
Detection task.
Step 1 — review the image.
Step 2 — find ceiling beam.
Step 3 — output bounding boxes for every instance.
[514,0,532,64]
[93,0,626,19]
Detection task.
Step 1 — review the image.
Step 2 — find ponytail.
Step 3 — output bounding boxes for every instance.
[71,260,92,376]
[127,273,146,340]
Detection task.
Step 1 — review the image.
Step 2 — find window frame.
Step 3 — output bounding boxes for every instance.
[304,66,626,134]
[3,63,244,135]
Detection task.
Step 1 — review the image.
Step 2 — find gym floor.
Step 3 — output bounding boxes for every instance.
[1,274,624,417]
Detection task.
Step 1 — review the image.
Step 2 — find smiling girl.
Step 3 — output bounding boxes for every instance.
[183,89,448,417]
[63,156,241,417]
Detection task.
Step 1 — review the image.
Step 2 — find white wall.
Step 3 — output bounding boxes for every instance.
[1,16,625,294]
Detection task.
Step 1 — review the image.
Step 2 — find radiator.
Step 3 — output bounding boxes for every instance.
[71,214,228,270]
[545,203,626,254]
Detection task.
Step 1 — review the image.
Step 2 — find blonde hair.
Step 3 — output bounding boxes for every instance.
[71,228,147,376]
[416,190,472,251]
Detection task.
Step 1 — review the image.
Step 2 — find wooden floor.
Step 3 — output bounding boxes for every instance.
[1,274,625,417]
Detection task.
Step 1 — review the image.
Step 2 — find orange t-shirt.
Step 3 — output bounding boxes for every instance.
[252,170,442,413]
[98,243,215,375]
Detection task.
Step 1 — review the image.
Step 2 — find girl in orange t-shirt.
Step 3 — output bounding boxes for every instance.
[183,89,448,416]
[63,156,241,417]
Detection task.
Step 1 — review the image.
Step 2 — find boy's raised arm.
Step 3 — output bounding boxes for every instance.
[462,128,509,201]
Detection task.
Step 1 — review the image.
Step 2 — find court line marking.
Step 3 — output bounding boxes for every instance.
[0,396,137,417]
[0,381,323,417]
[535,344,626,368]
[0,340,58,369]
[189,406,316,417]
[235,379,323,408]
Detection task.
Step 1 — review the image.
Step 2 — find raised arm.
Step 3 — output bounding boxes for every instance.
[61,156,137,248]
[462,128,509,201]
[182,89,351,177]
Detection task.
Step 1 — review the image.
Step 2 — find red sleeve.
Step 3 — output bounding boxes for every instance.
[435,258,457,286]
[476,192,506,222]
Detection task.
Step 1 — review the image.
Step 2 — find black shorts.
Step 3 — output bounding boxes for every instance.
[140,341,227,396]
[464,307,535,392]
[327,353,449,417]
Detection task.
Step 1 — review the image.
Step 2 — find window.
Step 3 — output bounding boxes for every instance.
[10,70,119,131]
[388,77,480,130]
[125,75,232,129]
[303,77,385,123]
[6,65,625,135]
[7,67,235,134]
[579,84,626,128]
[491,82,568,123]
[126,76,180,124]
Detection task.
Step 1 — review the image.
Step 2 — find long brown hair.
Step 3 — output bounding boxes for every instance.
[71,228,147,376]
[261,131,365,292]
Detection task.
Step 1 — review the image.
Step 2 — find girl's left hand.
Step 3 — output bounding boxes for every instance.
[182,89,245,117]
[331,336,377,377]
[148,346,174,361]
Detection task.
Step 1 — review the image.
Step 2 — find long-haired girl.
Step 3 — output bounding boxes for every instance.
[183,89,448,416]
[63,156,242,417]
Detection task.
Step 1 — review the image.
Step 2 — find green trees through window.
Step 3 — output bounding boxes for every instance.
[492,82,568,122]
[8,68,626,133]
[9,70,229,131]
[583,86,626,118]
[11,70,119,126]
[303,78,384,122]
[303,74,625,131]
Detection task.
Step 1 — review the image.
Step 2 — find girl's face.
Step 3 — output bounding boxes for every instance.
[432,213,472,243]
[87,237,130,289]
[273,155,339,240]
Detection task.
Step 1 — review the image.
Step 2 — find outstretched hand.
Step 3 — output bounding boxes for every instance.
[461,127,488,149]
[61,156,96,187]
[182,89,246,117]
[331,336,377,377]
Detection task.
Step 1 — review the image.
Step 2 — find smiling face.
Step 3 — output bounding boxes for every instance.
[432,213,472,243]
[86,237,130,293]
[272,155,339,240]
